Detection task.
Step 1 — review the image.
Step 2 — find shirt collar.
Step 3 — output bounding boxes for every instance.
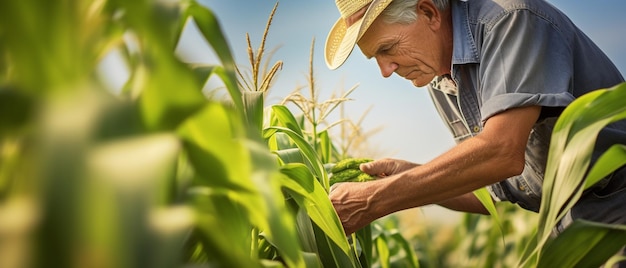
[451,0,480,64]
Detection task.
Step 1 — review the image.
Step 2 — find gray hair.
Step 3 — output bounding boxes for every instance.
[381,0,449,24]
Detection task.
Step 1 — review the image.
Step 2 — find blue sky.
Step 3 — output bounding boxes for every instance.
[178,0,626,164]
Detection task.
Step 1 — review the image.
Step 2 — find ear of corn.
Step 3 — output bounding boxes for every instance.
[330,169,362,185]
[329,158,375,186]
[355,172,373,182]
[330,158,373,173]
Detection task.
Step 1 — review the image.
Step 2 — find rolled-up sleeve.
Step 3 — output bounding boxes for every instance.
[478,9,576,122]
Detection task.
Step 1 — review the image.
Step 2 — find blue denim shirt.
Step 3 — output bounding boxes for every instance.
[429,0,625,212]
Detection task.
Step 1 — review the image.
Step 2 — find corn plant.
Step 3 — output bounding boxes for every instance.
[516,82,626,268]
[0,0,422,267]
[6,0,621,267]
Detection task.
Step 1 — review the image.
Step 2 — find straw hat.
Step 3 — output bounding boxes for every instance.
[325,0,394,70]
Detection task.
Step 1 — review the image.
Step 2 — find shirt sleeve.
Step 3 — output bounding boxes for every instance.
[478,8,576,122]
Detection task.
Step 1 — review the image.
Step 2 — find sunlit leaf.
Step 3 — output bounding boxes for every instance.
[243,91,265,133]
[188,188,258,267]
[584,144,626,190]
[274,148,305,165]
[473,187,503,239]
[537,220,626,268]
[184,1,243,113]
[264,126,329,190]
[390,232,420,268]
[178,102,254,192]
[271,105,304,137]
[520,82,626,267]
[355,224,373,267]
[279,164,347,248]
[318,130,332,164]
[375,233,390,268]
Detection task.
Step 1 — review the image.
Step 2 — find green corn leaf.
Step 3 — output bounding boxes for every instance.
[293,205,319,253]
[318,130,332,164]
[178,102,254,192]
[519,82,626,267]
[264,126,329,191]
[278,163,355,265]
[584,144,626,190]
[188,64,216,89]
[248,142,305,268]
[188,188,258,267]
[390,232,420,268]
[355,225,373,268]
[271,105,304,137]
[138,60,206,131]
[537,220,626,268]
[312,223,358,268]
[375,233,391,268]
[243,91,265,134]
[274,148,306,165]
[179,102,304,267]
[472,187,503,241]
[605,255,626,268]
[184,1,243,113]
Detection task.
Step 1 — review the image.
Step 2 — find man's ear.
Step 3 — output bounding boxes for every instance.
[417,0,441,29]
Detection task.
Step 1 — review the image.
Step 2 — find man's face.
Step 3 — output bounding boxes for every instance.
[357,7,444,87]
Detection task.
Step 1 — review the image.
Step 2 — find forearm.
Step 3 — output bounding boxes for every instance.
[437,192,490,215]
[372,133,523,217]
[329,106,540,234]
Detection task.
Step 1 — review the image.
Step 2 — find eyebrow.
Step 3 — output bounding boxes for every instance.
[365,41,395,59]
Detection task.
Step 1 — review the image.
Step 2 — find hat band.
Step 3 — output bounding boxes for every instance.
[345,6,368,27]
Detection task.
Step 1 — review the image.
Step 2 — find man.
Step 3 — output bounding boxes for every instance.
[325,0,626,251]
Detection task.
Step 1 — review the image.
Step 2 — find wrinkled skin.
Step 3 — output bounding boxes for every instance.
[329,158,420,234]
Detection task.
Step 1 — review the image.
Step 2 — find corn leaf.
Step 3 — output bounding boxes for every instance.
[184,1,243,113]
[355,225,373,267]
[243,91,265,133]
[583,144,626,190]
[179,103,305,267]
[318,130,332,164]
[537,220,626,268]
[273,148,305,165]
[390,232,420,268]
[178,103,254,192]
[519,82,626,266]
[312,223,358,268]
[264,126,329,190]
[138,60,206,131]
[188,188,259,267]
[271,105,304,137]
[278,163,356,267]
[294,205,320,253]
[249,148,305,268]
[189,64,216,89]
[375,233,391,268]
[472,187,504,242]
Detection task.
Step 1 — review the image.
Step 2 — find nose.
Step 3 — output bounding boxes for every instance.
[375,57,398,78]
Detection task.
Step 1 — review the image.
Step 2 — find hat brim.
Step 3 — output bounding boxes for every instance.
[325,0,393,70]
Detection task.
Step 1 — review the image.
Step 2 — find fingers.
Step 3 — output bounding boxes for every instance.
[360,158,419,177]
[359,158,395,176]
[329,182,341,194]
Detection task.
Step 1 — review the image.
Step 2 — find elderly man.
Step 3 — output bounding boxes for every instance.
[325,0,626,249]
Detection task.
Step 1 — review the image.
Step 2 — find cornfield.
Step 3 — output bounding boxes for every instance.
[0,1,625,267]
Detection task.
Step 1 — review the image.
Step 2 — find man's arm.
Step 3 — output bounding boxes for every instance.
[329,105,541,234]
[357,159,491,214]
[437,192,490,214]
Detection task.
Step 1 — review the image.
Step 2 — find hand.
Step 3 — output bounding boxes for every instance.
[329,158,418,235]
[329,180,381,235]
[360,158,419,177]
